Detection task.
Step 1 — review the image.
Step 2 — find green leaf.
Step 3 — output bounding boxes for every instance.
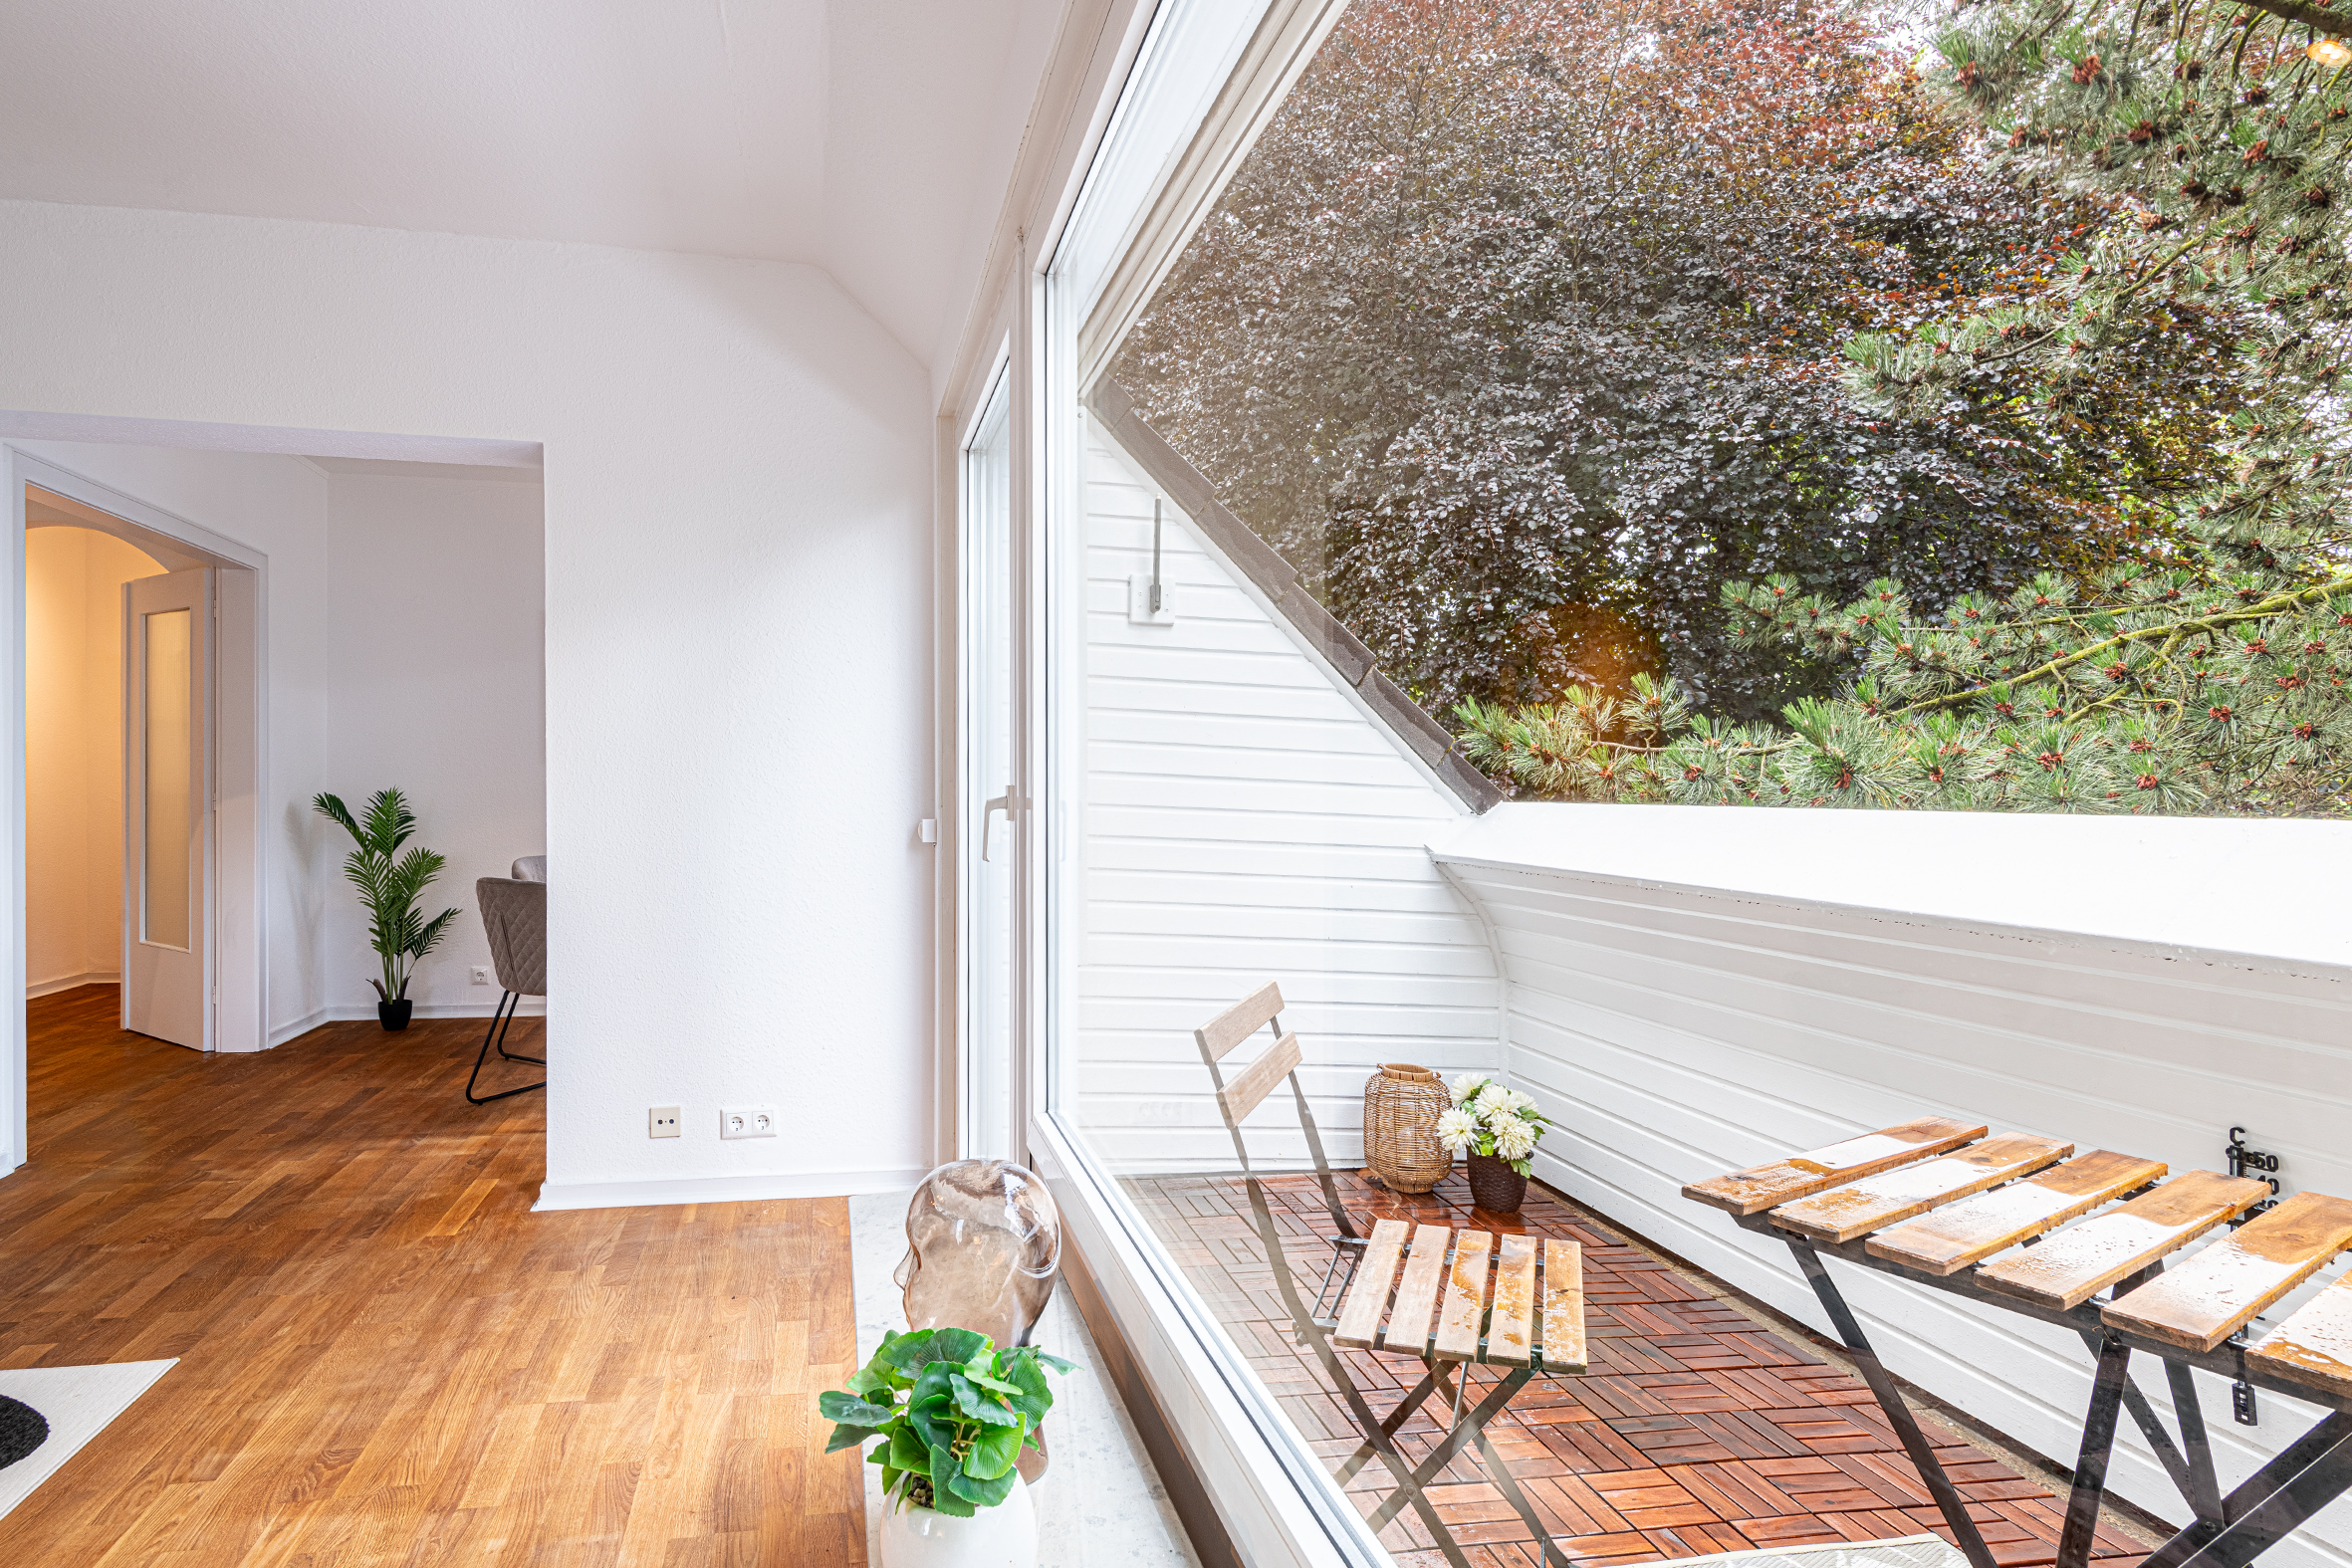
[845,1367,891,1397]
[925,1327,989,1367]
[927,1445,976,1516]
[961,1370,1024,1397]
[889,1426,931,1474]
[945,1465,1017,1508]
[824,1422,880,1455]
[906,1393,958,1452]
[877,1329,937,1375]
[818,1391,897,1426]
[951,1373,1020,1427]
[964,1419,1026,1480]
[1000,1353,1054,1423]
[1030,1350,1078,1375]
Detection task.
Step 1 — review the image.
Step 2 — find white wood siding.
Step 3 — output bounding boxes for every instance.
[1434,818,2352,1568]
[1073,420,1501,1169]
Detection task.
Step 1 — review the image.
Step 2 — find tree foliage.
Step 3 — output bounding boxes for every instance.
[1114,0,2253,719]
[1455,0,2352,814]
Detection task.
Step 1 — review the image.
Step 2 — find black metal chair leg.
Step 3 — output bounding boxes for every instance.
[466,992,545,1104]
[492,997,545,1064]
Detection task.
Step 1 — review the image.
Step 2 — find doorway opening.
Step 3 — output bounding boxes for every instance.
[20,476,265,1062]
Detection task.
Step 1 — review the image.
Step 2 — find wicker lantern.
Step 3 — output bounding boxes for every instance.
[1363,1063,1452,1194]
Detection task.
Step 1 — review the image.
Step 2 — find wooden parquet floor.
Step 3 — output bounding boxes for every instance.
[1125,1168,2152,1568]
[0,986,864,1567]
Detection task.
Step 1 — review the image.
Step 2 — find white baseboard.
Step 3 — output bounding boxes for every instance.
[532,1167,932,1214]
[27,970,119,1001]
[268,998,547,1048]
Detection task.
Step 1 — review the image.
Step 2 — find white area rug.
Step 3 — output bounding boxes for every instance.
[1666,1534,1971,1568]
[0,1360,176,1520]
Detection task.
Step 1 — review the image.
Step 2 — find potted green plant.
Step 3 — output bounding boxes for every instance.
[1439,1073,1554,1213]
[820,1326,1071,1568]
[312,788,462,1031]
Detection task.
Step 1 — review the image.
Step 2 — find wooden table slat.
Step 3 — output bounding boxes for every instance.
[1332,1219,1411,1350]
[2103,1192,2352,1353]
[1864,1150,2166,1275]
[1538,1238,1585,1373]
[1432,1229,1492,1362]
[1379,1223,1449,1356]
[1977,1170,2273,1311]
[1770,1133,2073,1244]
[1486,1234,1538,1368]
[2247,1267,2352,1402]
[1681,1116,1989,1217]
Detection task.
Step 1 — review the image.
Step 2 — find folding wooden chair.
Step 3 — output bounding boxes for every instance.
[1195,984,1585,1568]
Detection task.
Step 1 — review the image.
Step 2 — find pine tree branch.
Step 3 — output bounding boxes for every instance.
[1884,579,2352,717]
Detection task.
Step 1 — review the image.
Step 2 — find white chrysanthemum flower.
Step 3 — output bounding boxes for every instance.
[1493,1115,1538,1161]
[1449,1071,1490,1106]
[1474,1083,1524,1123]
[1436,1106,1480,1154]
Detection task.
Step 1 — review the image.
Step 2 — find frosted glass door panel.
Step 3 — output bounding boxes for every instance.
[141,608,193,949]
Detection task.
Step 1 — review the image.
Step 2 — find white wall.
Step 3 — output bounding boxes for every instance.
[0,197,936,1204]
[1433,803,2352,1568]
[26,527,165,994]
[314,471,545,1018]
[1076,421,1499,1169]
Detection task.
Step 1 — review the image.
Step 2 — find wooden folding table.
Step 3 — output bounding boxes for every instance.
[1684,1117,2352,1568]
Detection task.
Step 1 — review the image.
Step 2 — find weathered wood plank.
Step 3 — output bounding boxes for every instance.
[1681,1117,1989,1218]
[1486,1234,1538,1368]
[1865,1150,2166,1275]
[2103,1192,2352,1353]
[1333,1219,1410,1351]
[1770,1133,2072,1245]
[1538,1238,1585,1373]
[2247,1268,2352,1402]
[1215,1031,1300,1124]
[1432,1229,1492,1363]
[1195,982,1283,1060]
[1977,1171,2272,1311]
[1379,1224,1449,1356]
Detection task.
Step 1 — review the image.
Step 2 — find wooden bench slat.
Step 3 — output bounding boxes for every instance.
[1432,1229,1493,1362]
[1538,1238,1585,1373]
[1770,1133,2073,1244]
[1865,1150,2166,1275]
[1379,1224,1449,1357]
[1487,1234,1538,1368]
[1333,1219,1411,1351]
[1195,982,1283,1060]
[2103,1192,2352,1353]
[1977,1171,2272,1311]
[1215,1031,1300,1124]
[2246,1268,2352,1402]
[1681,1116,1989,1217]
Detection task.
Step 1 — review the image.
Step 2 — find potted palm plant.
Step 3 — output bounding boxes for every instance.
[313,788,462,1030]
[820,1326,1071,1568]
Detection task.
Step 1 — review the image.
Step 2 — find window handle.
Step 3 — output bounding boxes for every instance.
[982,789,1017,862]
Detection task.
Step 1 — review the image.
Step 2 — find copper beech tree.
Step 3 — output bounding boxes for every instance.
[1116,0,2252,723]
[1456,0,2352,812]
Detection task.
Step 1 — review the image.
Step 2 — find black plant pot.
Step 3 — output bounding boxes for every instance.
[378,999,414,1031]
[1467,1153,1528,1214]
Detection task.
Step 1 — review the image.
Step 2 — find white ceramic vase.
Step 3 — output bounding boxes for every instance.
[879,1475,1038,1568]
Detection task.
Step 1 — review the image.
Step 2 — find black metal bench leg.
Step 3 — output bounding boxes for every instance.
[466,992,545,1104]
[1787,1239,1999,1568]
[2060,1334,2133,1568]
[2165,1360,2227,1535]
[2150,1413,2352,1568]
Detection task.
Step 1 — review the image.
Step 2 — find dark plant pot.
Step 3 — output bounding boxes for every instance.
[1467,1153,1528,1214]
[378,999,414,1031]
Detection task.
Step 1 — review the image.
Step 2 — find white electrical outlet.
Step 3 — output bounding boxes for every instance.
[649,1106,682,1138]
[721,1104,778,1140]
[471,966,493,986]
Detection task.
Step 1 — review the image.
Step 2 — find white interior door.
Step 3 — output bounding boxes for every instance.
[122,567,213,1050]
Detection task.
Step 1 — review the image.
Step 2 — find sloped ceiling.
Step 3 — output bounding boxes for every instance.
[0,0,1061,369]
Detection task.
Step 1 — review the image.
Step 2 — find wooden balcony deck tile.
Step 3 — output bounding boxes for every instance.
[1125,1167,2148,1568]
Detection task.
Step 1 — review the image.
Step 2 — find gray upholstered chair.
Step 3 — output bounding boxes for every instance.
[468,870,547,1104]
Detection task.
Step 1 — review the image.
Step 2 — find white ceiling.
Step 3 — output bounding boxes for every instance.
[0,0,1061,369]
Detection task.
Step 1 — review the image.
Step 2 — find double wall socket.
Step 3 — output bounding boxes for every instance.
[721,1105,777,1140]
[649,1106,682,1138]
